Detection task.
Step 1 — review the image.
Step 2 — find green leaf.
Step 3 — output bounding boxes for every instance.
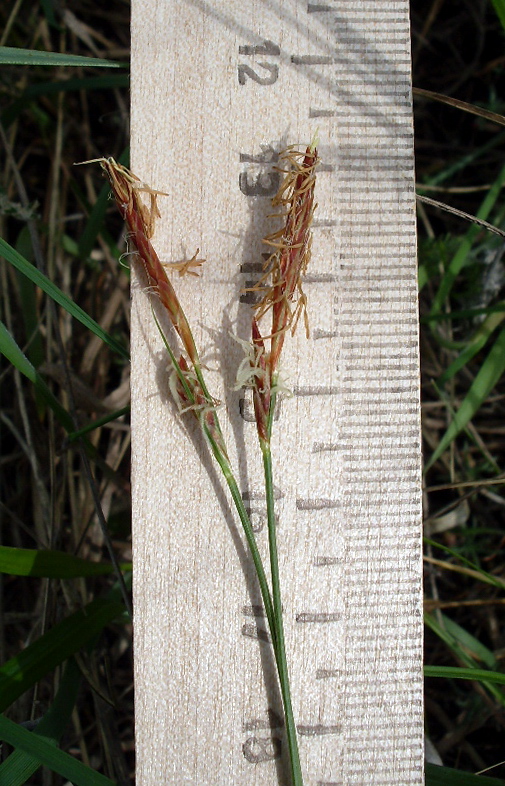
[0,596,125,712]
[1,74,129,129]
[425,327,505,469]
[425,612,505,707]
[425,665,505,686]
[430,164,505,317]
[437,307,505,385]
[0,657,82,785]
[426,763,505,785]
[0,46,124,68]
[0,320,127,486]
[0,714,115,786]
[426,612,498,670]
[0,238,129,360]
[0,320,74,431]
[490,0,505,31]
[424,538,505,590]
[0,545,131,578]
[67,406,130,442]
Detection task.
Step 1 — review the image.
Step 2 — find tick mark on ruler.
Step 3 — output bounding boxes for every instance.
[312,329,338,340]
[312,218,337,227]
[307,3,334,11]
[243,709,283,731]
[316,668,341,679]
[238,41,280,56]
[242,486,283,501]
[296,612,340,623]
[296,498,339,510]
[297,723,341,736]
[292,55,337,65]
[312,442,339,452]
[304,272,336,283]
[242,604,266,618]
[293,385,338,396]
[242,736,281,764]
[309,108,336,118]
[313,556,340,566]
[242,623,271,642]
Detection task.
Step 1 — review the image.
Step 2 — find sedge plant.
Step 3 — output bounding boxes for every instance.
[89,140,319,786]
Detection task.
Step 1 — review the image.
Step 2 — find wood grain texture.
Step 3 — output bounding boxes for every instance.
[130,1,424,783]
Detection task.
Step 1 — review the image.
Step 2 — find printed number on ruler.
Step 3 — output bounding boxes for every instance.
[238,40,280,85]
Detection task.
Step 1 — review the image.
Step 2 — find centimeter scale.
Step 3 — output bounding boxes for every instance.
[130,1,424,784]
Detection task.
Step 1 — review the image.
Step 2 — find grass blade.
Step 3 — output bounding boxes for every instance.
[0,545,131,578]
[0,46,124,68]
[424,665,505,685]
[67,405,130,442]
[430,164,505,317]
[426,763,505,785]
[1,74,129,128]
[0,657,82,785]
[490,0,505,30]
[0,714,115,786]
[425,327,505,469]
[437,307,505,385]
[0,596,125,712]
[0,319,74,430]
[0,237,129,360]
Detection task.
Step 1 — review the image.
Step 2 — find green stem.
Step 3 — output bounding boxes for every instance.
[260,391,304,786]
[204,426,276,647]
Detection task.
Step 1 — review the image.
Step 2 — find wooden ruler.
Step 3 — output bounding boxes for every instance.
[130,1,424,784]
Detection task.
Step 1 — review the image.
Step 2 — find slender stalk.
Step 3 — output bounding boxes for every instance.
[260,390,303,786]
[203,427,276,643]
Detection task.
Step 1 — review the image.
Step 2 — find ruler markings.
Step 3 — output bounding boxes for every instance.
[297,724,341,736]
[339,427,420,437]
[313,556,341,566]
[307,4,334,12]
[296,498,340,510]
[340,503,419,514]
[242,605,267,618]
[296,612,341,623]
[335,362,417,372]
[337,273,416,281]
[312,329,339,340]
[293,386,340,396]
[343,464,421,475]
[341,455,421,465]
[242,624,272,643]
[132,0,422,783]
[304,273,337,283]
[338,317,419,326]
[309,108,337,117]
[316,669,341,679]
[338,247,417,254]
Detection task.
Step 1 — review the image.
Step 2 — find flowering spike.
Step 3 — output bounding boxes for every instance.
[93,157,200,367]
[254,144,319,377]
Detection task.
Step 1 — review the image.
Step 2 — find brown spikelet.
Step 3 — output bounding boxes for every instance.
[92,158,201,367]
[255,144,319,376]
